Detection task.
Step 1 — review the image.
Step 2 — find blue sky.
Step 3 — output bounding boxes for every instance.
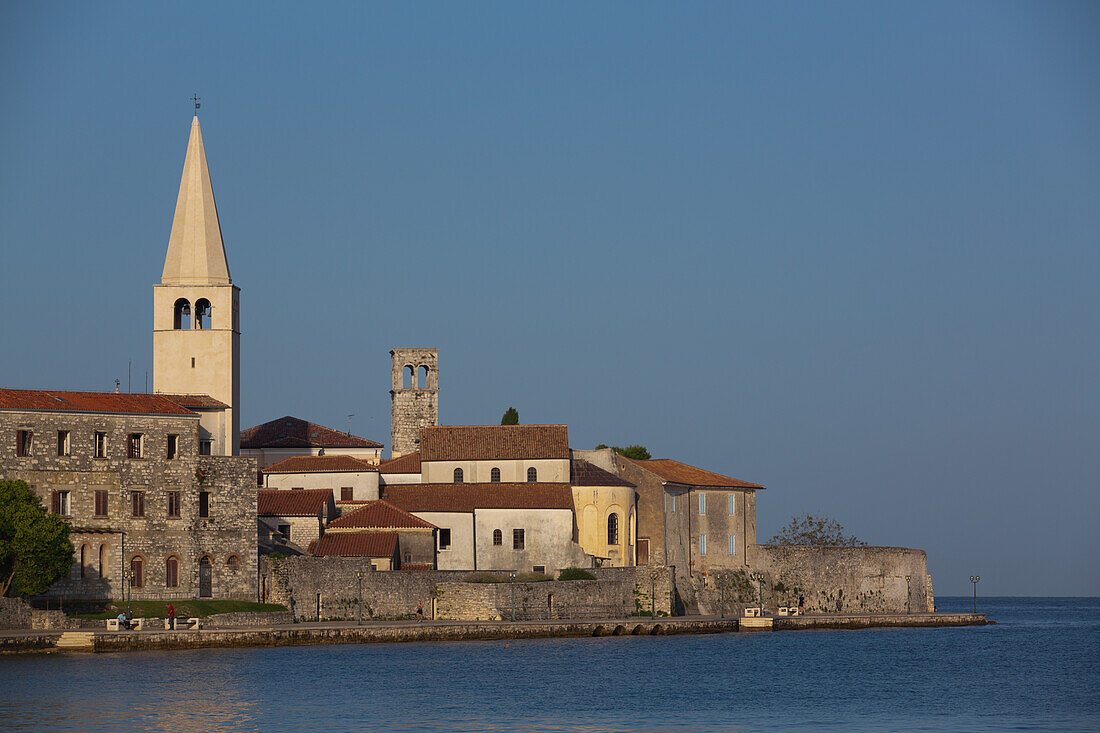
[2,2,1097,595]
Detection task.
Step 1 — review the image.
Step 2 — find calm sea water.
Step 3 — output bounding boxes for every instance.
[0,597,1097,732]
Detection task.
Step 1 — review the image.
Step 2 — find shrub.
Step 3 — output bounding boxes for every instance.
[516,572,552,582]
[557,567,596,581]
[464,572,506,583]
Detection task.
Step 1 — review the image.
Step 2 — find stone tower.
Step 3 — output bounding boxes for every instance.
[390,348,438,458]
[153,116,240,456]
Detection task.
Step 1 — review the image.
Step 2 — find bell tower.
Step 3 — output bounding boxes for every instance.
[390,348,438,458]
[152,115,240,455]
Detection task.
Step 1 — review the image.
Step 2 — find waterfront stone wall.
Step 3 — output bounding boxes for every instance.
[0,597,78,630]
[204,610,295,628]
[744,545,934,614]
[435,579,647,621]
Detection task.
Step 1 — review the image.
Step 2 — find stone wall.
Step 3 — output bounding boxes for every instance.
[389,347,438,457]
[204,610,295,628]
[435,579,631,621]
[745,545,934,614]
[0,597,78,630]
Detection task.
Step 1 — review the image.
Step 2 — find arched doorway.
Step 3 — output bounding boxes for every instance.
[199,555,213,598]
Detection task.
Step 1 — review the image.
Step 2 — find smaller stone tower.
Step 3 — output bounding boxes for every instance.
[390,348,439,457]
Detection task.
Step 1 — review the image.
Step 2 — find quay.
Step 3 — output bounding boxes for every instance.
[0,612,988,654]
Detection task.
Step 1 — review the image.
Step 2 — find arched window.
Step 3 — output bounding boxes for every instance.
[79,544,88,578]
[418,365,430,389]
[173,298,191,330]
[453,467,463,483]
[527,467,537,483]
[403,365,414,389]
[490,467,501,483]
[226,554,241,568]
[98,543,109,579]
[194,298,212,329]
[607,513,620,546]
[493,529,502,546]
[165,555,179,588]
[130,555,144,588]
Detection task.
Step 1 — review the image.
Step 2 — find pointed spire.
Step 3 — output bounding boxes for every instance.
[161,116,231,285]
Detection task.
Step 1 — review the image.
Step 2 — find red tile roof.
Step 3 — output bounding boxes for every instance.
[309,532,398,558]
[257,489,333,516]
[0,388,198,416]
[241,416,383,449]
[383,483,574,513]
[571,458,635,488]
[622,457,765,489]
[420,425,570,461]
[329,500,436,530]
[262,455,379,474]
[400,563,434,571]
[379,451,421,474]
[157,393,229,409]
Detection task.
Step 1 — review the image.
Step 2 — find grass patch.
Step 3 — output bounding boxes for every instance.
[73,600,287,620]
[557,567,596,581]
[516,572,553,582]
[464,572,507,583]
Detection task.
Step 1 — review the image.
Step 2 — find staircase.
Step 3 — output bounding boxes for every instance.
[55,631,95,651]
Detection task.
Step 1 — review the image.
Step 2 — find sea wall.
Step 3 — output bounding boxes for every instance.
[0,597,79,630]
[745,545,934,613]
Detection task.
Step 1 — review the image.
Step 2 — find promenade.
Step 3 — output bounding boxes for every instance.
[0,612,988,654]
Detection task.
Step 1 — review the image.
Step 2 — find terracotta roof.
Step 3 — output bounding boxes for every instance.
[400,563,434,571]
[0,388,198,416]
[329,500,436,530]
[420,425,569,461]
[622,457,765,489]
[157,393,229,409]
[257,489,333,516]
[571,458,635,488]
[309,532,398,558]
[379,451,421,474]
[262,455,379,474]
[384,483,574,513]
[241,416,383,449]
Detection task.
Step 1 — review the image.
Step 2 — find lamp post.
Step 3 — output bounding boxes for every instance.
[750,572,764,615]
[650,570,658,618]
[122,569,134,617]
[510,572,516,622]
[356,571,363,626]
[970,575,980,614]
[905,575,911,614]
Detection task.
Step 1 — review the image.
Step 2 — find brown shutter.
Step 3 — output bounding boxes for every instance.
[51,491,60,514]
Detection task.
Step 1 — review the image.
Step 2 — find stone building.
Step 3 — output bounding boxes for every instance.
[261,455,381,504]
[257,488,335,553]
[314,499,437,570]
[0,389,257,600]
[389,348,439,458]
[241,415,383,473]
[569,458,637,567]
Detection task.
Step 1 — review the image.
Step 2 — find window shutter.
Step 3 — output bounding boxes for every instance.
[51,491,60,514]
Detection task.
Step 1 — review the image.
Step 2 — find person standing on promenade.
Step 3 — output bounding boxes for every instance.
[167,604,175,630]
[798,595,805,614]
[416,601,424,623]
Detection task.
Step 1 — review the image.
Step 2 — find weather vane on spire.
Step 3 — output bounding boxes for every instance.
[191,93,201,115]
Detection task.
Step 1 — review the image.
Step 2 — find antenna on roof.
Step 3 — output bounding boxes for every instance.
[191,93,201,115]
[347,414,355,435]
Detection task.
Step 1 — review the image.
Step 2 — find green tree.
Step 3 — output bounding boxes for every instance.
[595,444,651,460]
[500,407,519,425]
[767,514,866,546]
[0,480,73,597]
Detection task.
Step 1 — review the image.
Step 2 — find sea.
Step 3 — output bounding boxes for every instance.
[0,597,1096,732]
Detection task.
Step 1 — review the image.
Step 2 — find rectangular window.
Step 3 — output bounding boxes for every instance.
[16,430,32,457]
[167,491,181,518]
[729,534,737,555]
[340,487,353,501]
[699,493,706,515]
[438,528,451,550]
[131,491,145,517]
[533,565,546,574]
[94,431,107,458]
[728,494,736,515]
[199,491,210,518]
[94,490,109,517]
[199,440,212,456]
[57,430,71,457]
[668,494,675,513]
[166,435,179,460]
[127,433,143,459]
[700,533,707,555]
[513,529,525,550]
[51,490,71,515]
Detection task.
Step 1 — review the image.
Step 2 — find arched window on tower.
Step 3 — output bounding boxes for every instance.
[99,543,109,579]
[418,365,430,389]
[607,513,620,546]
[403,365,414,389]
[194,298,211,329]
[490,467,501,483]
[453,467,464,483]
[527,467,537,483]
[173,299,191,330]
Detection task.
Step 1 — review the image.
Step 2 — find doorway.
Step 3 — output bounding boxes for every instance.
[199,556,213,598]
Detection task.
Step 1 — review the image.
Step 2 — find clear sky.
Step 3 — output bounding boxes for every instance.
[2,2,1097,596]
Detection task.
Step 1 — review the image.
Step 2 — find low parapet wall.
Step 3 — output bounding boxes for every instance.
[746,545,934,614]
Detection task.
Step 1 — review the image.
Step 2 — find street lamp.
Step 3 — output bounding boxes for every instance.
[650,570,658,618]
[750,572,764,615]
[123,569,134,617]
[356,571,363,626]
[905,575,911,614]
[970,575,980,614]
[510,572,517,622]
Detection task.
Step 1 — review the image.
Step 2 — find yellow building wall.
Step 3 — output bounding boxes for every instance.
[571,485,635,567]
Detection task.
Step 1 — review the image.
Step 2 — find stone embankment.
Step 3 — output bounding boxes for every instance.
[0,612,989,654]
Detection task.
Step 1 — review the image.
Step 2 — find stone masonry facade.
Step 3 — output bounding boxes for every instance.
[389,348,438,457]
[0,407,256,601]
